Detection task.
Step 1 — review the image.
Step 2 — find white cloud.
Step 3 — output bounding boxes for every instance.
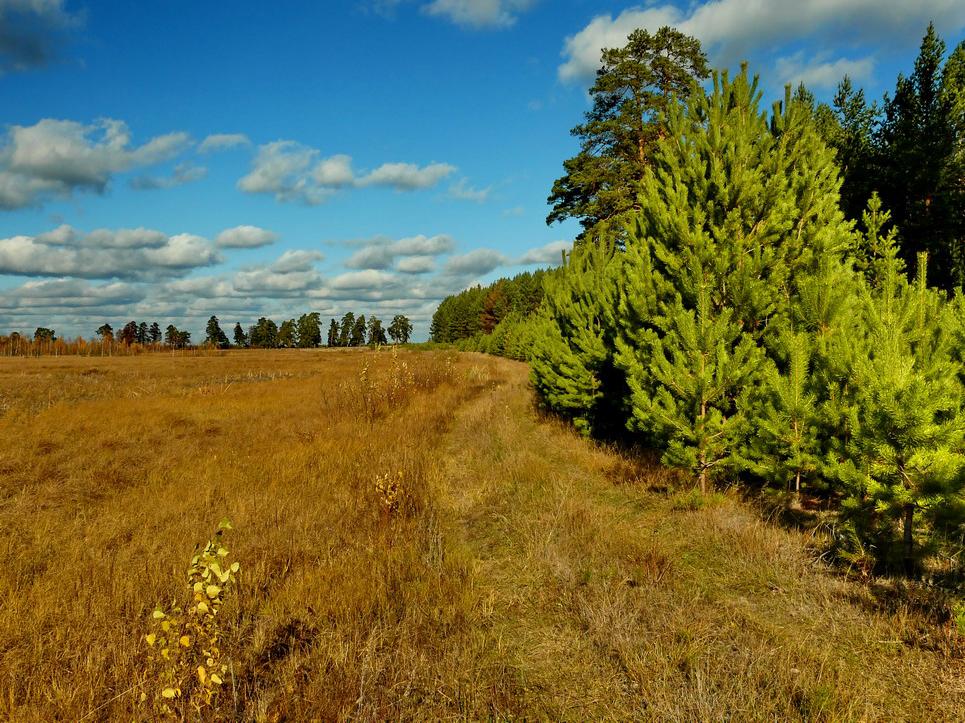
[346,245,396,270]
[444,248,507,275]
[129,162,207,190]
[357,161,456,190]
[345,233,455,269]
[776,52,875,90]
[215,225,278,249]
[312,154,355,188]
[518,239,570,265]
[0,278,144,311]
[198,133,250,153]
[270,249,324,273]
[0,225,221,279]
[331,269,397,290]
[558,1,965,83]
[236,140,331,205]
[0,118,191,208]
[238,141,455,204]
[391,233,455,255]
[422,0,536,29]
[448,177,491,202]
[396,256,436,274]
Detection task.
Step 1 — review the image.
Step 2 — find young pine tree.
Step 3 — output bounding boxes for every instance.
[634,283,762,492]
[737,331,821,496]
[846,254,964,573]
[616,66,851,487]
[529,240,626,437]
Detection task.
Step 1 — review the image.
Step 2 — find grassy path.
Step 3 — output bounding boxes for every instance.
[0,350,960,720]
[431,355,963,721]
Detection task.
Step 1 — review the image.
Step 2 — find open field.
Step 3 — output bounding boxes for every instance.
[0,349,962,720]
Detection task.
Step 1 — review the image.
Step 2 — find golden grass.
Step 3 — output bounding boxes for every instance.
[0,349,961,720]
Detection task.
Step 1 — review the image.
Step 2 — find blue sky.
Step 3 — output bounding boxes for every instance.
[1,1,963,340]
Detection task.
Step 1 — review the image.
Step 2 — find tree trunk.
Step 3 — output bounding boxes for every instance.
[902,504,915,576]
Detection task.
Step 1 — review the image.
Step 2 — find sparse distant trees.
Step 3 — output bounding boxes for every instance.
[388,314,413,344]
[278,319,297,348]
[350,315,367,346]
[164,324,190,349]
[233,323,249,348]
[297,312,322,348]
[367,316,387,346]
[249,317,279,348]
[119,321,138,345]
[205,316,230,348]
[338,313,354,347]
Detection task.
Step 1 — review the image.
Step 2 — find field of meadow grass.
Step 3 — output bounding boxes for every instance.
[0,348,962,720]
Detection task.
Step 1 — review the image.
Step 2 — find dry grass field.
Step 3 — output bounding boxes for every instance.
[0,349,962,720]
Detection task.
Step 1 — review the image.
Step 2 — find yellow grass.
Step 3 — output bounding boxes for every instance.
[0,349,961,720]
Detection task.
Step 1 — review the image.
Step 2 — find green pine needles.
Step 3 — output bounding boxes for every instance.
[525,63,964,574]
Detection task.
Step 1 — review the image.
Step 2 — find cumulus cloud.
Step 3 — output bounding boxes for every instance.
[0,118,191,209]
[331,269,397,290]
[345,233,455,269]
[270,249,324,273]
[518,239,570,265]
[129,162,207,191]
[0,225,221,280]
[776,52,875,90]
[231,248,325,294]
[448,177,491,202]
[396,256,436,274]
[0,0,79,74]
[0,278,144,311]
[422,0,536,29]
[357,161,456,190]
[558,1,965,83]
[238,140,456,204]
[215,225,278,249]
[198,133,250,153]
[444,248,507,275]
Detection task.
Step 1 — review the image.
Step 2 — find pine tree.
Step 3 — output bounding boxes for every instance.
[205,315,229,348]
[547,26,709,244]
[350,315,367,346]
[845,253,964,572]
[149,322,162,344]
[338,313,354,347]
[634,284,762,491]
[367,316,387,346]
[388,314,413,344]
[815,76,881,222]
[616,66,852,486]
[96,323,114,341]
[878,24,961,288]
[233,323,248,348]
[530,239,625,436]
[327,318,340,347]
[737,331,821,495]
[296,312,321,348]
[137,321,149,345]
[278,319,297,348]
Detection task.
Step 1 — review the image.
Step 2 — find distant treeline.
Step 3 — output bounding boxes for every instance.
[1,312,414,356]
[429,270,548,347]
[431,25,965,577]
